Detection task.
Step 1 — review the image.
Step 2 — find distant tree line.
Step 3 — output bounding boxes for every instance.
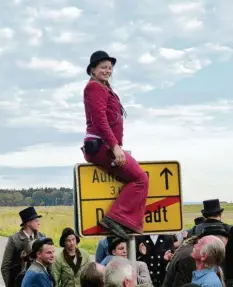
[0,187,73,206]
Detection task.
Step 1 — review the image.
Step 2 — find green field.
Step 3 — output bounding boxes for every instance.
[1,204,232,254]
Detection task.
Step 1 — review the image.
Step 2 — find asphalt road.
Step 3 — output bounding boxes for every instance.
[0,237,8,287]
[0,236,95,287]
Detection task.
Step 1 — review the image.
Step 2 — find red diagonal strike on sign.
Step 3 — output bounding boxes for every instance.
[82,196,180,236]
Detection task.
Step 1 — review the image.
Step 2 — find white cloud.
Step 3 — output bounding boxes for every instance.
[114,80,155,95]
[169,2,204,14]
[206,43,233,53]
[159,48,185,60]
[171,58,211,75]
[18,57,83,78]
[113,27,130,41]
[51,81,87,106]
[108,42,127,53]
[52,31,89,43]
[140,22,163,33]
[0,144,82,167]
[0,27,14,39]
[41,7,82,20]
[178,17,203,31]
[138,53,156,64]
[22,26,43,46]
[204,43,233,61]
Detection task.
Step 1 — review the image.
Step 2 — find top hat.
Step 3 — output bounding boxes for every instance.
[194,216,205,225]
[201,199,224,216]
[198,224,230,239]
[19,207,42,227]
[59,228,80,247]
[31,237,54,259]
[86,51,116,75]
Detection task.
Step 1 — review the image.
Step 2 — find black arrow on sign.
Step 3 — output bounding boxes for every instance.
[160,168,173,190]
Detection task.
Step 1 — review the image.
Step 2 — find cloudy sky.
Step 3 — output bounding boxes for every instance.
[0,0,233,202]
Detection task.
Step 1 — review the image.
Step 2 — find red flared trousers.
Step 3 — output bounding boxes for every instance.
[84,145,149,233]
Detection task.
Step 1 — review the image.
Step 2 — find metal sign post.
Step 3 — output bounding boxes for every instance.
[127,235,137,272]
[125,150,137,271]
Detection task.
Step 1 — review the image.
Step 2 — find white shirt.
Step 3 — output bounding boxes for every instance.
[23,230,34,240]
[150,235,159,245]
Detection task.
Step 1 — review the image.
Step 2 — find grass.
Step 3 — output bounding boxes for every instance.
[1,204,233,254]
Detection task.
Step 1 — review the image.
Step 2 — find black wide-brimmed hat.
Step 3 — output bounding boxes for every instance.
[59,228,80,247]
[201,199,224,216]
[86,50,116,75]
[198,224,230,239]
[19,207,42,227]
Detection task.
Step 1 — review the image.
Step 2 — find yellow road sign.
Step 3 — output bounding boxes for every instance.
[74,161,183,237]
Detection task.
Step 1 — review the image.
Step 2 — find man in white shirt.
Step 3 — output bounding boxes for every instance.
[136,234,175,287]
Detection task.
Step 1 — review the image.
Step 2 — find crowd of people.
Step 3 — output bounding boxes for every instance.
[1,198,233,287]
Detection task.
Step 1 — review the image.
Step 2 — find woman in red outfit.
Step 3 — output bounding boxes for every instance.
[82,51,149,240]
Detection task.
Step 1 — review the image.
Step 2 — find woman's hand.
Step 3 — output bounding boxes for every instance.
[112,145,126,166]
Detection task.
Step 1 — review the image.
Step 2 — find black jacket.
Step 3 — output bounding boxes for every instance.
[162,242,195,287]
[187,218,231,237]
[136,235,174,286]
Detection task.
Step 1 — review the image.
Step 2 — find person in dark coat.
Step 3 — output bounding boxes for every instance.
[162,225,229,287]
[82,51,149,239]
[194,216,205,226]
[187,199,231,237]
[136,234,175,287]
[15,239,37,287]
[1,207,45,287]
[176,217,205,246]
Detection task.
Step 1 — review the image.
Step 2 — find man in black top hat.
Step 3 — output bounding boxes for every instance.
[1,207,45,287]
[187,199,231,237]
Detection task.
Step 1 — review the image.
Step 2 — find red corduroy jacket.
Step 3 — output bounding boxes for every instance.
[83,79,124,148]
